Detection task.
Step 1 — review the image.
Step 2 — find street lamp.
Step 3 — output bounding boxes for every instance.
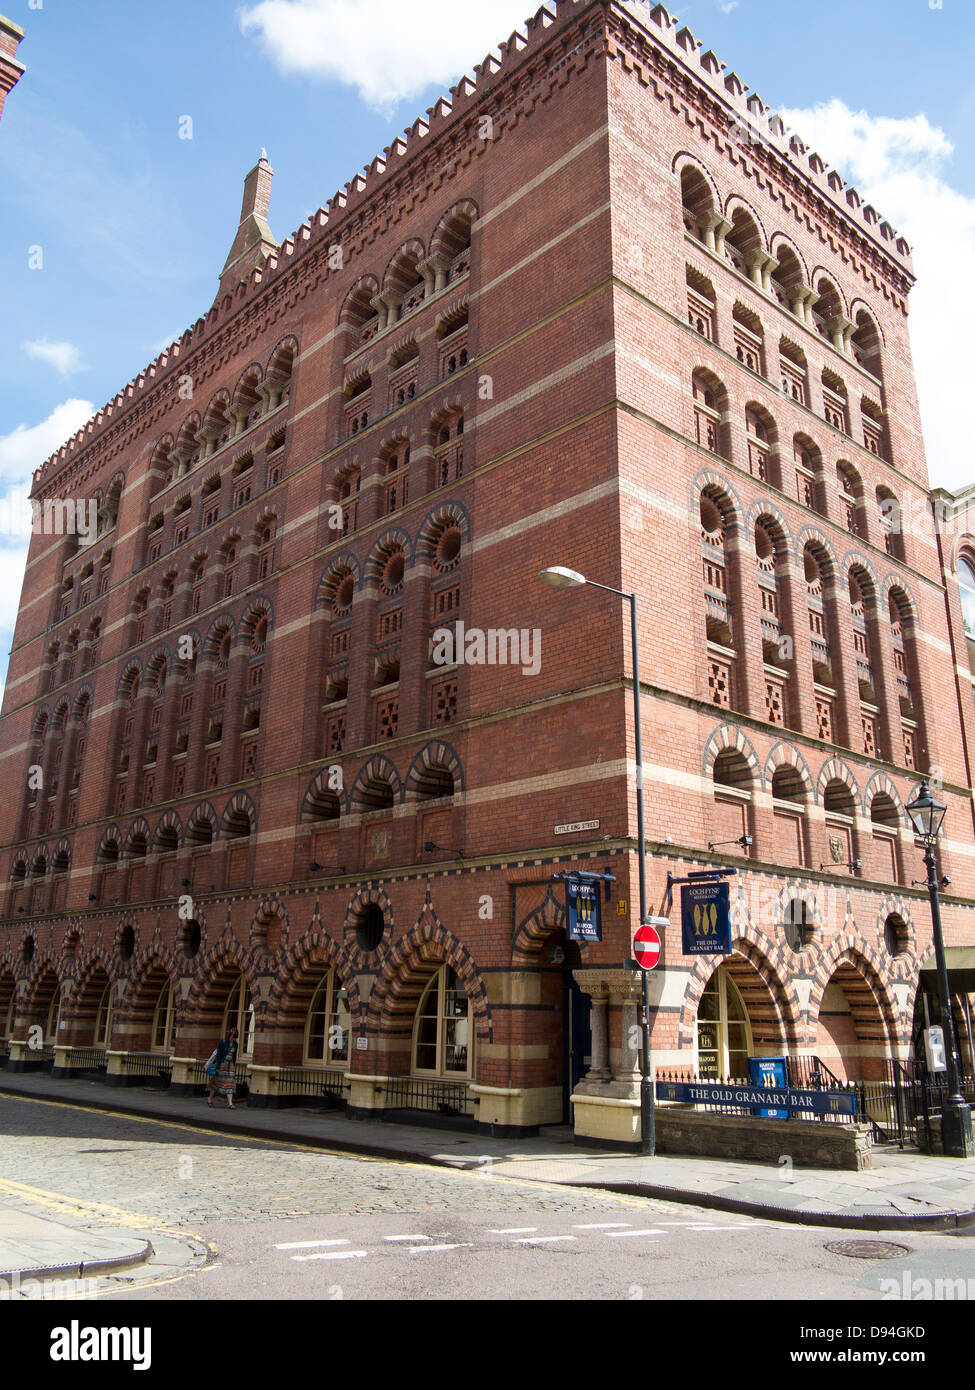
[539,565,655,1156]
[905,781,974,1157]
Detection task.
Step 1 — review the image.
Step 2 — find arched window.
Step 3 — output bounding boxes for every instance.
[744,404,776,485]
[724,208,763,280]
[680,166,714,242]
[46,984,63,1045]
[692,371,727,457]
[686,266,716,342]
[94,982,114,1048]
[712,749,753,852]
[152,980,175,1053]
[877,487,902,559]
[780,338,807,406]
[304,971,350,1068]
[701,492,735,707]
[959,558,975,641]
[733,303,764,376]
[823,778,859,873]
[697,969,752,1079]
[412,965,472,1078]
[771,766,808,868]
[223,974,255,1059]
[804,545,833,702]
[822,369,849,434]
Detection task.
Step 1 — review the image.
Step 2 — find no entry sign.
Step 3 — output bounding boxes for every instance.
[633,923,661,970]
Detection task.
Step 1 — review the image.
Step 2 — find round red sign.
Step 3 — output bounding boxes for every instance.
[633,923,661,970]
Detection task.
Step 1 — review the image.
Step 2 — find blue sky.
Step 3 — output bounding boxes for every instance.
[0,0,973,693]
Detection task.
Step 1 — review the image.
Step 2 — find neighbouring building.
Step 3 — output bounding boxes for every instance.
[0,14,24,123]
[1,0,974,1148]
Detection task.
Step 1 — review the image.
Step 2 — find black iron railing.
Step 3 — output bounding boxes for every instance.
[273,1067,348,1108]
[382,1077,476,1118]
[123,1052,173,1083]
[656,1065,861,1126]
[67,1046,108,1074]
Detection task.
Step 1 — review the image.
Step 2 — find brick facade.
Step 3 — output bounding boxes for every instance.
[0,13,24,123]
[1,1,973,1138]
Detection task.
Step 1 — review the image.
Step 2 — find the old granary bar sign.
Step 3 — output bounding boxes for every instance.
[681,880,731,955]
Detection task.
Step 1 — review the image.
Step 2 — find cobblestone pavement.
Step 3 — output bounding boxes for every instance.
[0,1094,694,1228]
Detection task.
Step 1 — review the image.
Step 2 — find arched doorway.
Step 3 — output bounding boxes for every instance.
[815,962,888,1082]
[696,967,753,1078]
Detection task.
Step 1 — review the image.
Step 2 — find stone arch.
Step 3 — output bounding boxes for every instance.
[21,958,62,1016]
[300,766,346,821]
[796,526,839,577]
[116,661,143,698]
[882,574,919,623]
[368,915,492,1044]
[768,231,810,286]
[96,825,123,862]
[350,755,403,810]
[429,198,479,261]
[125,817,152,856]
[763,741,814,797]
[266,332,299,380]
[722,194,769,256]
[511,885,567,962]
[673,151,720,221]
[383,238,427,297]
[239,595,274,647]
[848,299,886,350]
[204,613,236,656]
[817,757,861,809]
[810,940,900,1072]
[677,930,800,1052]
[185,937,260,1026]
[154,808,184,851]
[746,497,793,549]
[690,469,744,534]
[266,928,363,1037]
[365,527,414,584]
[702,723,760,782]
[840,549,879,595]
[863,771,904,820]
[404,740,464,798]
[415,500,472,554]
[185,800,218,844]
[115,950,178,1026]
[315,553,362,607]
[339,274,380,328]
[810,267,848,318]
[220,791,256,837]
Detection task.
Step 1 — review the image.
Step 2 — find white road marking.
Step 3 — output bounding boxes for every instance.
[573,1222,632,1230]
[292,1250,367,1261]
[275,1239,350,1250]
[407,1243,473,1253]
[384,1234,431,1242]
[605,1229,665,1238]
[512,1235,577,1245]
[489,1227,537,1234]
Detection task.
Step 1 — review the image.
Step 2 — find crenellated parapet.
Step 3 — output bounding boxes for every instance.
[31,0,914,495]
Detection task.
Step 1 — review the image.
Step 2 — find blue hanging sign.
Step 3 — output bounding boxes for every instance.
[681,879,731,955]
[748,1055,790,1119]
[566,876,602,943]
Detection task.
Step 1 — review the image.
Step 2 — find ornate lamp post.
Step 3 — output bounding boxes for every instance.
[539,566,655,1156]
[905,781,974,1158]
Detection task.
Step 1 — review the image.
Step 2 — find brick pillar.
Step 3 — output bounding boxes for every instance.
[726,532,765,718]
[778,557,818,738]
[399,565,429,738]
[344,591,377,751]
[186,656,216,794]
[219,646,250,785]
[828,583,863,753]
[153,670,183,802]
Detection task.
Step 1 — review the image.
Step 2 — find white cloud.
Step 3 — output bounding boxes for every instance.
[0,399,95,691]
[23,338,86,377]
[778,99,974,493]
[239,0,533,113]
[0,399,95,486]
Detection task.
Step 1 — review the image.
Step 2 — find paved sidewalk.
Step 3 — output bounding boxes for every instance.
[0,1205,151,1283]
[3,1070,975,1233]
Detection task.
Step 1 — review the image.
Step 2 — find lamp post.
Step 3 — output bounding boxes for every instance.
[905,781,974,1158]
[539,566,655,1156]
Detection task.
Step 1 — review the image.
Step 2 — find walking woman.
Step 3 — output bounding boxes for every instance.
[205,1026,238,1108]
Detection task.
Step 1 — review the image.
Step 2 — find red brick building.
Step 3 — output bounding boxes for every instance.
[0,14,24,123]
[2,1,973,1145]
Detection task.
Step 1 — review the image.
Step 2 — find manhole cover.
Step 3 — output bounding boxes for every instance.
[825,1240,911,1260]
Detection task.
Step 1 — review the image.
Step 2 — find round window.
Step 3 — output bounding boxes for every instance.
[356,903,385,952]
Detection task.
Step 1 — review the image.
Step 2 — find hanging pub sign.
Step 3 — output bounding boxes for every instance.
[566,876,602,943]
[681,879,731,955]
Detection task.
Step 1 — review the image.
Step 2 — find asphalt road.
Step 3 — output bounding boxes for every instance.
[0,1094,972,1303]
